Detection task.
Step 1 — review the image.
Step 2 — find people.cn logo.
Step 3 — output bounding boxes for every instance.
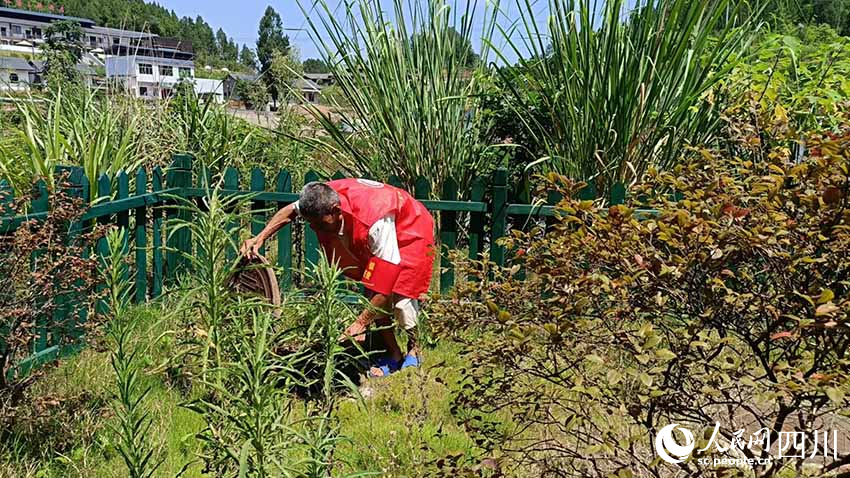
[655,424,696,464]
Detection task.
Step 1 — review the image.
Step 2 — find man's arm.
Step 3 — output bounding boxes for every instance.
[343,215,402,339]
[240,202,298,258]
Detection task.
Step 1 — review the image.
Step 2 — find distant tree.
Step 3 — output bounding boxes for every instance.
[234,79,270,110]
[42,20,84,88]
[410,27,479,68]
[240,45,258,71]
[256,6,290,73]
[267,49,302,108]
[302,58,330,74]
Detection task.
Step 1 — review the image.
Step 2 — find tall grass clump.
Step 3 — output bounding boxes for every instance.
[0,88,143,200]
[299,0,498,195]
[166,186,255,386]
[498,0,761,196]
[185,300,300,478]
[102,228,162,478]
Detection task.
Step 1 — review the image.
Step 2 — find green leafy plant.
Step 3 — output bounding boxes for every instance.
[166,186,255,386]
[497,0,761,197]
[102,228,162,478]
[436,109,850,476]
[299,0,498,195]
[0,88,142,200]
[184,299,300,478]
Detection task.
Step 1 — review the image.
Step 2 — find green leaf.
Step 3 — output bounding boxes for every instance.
[639,373,653,388]
[826,387,845,405]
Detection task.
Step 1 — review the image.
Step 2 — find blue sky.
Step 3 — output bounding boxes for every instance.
[155,0,545,63]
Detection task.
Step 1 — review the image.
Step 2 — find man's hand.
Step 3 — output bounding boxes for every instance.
[342,316,369,342]
[240,236,264,259]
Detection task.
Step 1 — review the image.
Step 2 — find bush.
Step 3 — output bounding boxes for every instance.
[0,182,102,408]
[435,110,850,476]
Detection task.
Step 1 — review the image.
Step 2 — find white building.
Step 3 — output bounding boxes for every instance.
[0,5,214,100]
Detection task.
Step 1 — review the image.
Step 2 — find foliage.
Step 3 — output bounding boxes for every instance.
[41,20,85,90]
[302,58,329,74]
[240,46,258,72]
[102,228,162,478]
[0,88,143,200]
[184,301,299,478]
[166,187,254,387]
[267,49,303,106]
[0,184,101,397]
[169,87,255,175]
[410,26,478,68]
[497,0,761,199]
[300,0,498,195]
[234,79,270,110]
[257,6,291,76]
[731,23,850,131]
[436,107,850,476]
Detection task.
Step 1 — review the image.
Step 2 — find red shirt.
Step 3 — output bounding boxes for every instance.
[315,179,435,299]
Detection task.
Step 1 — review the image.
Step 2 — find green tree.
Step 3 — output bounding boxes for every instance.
[411,26,479,68]
[256,6,290,74]
[42,20,85,89]
[302,58,329,73]
[240,45,257,71]
[267,49,302,107]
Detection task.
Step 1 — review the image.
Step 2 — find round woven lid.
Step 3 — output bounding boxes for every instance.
[227,254,282,308]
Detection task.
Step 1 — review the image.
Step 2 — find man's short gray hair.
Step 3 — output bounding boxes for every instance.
[298,182,340,218]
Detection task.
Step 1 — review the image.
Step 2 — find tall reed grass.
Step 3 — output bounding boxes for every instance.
[299,0,498,195]
[497,0,761,195]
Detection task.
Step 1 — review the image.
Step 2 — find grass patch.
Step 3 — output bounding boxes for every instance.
[0,303,475,477]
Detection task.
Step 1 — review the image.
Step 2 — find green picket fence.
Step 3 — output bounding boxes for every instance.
[1,153,630,376]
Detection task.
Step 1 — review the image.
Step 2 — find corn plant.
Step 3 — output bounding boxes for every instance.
[298,0,499,195]
[165,186,256,387]
[496,0,762,197]
[102,228,162,478]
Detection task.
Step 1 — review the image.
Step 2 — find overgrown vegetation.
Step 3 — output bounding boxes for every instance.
[5,0,850,476]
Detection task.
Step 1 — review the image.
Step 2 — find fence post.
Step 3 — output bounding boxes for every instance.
[489,168,508,267]
[276,170,293,289]
[304,170,320,269]
[135,168,148,304]
[413,176,433,289]
[250,168,266,256]
[151,167,164,299]
[439,178,458,294]
[166,154,193,279]
[69,169,89,339]
[116,171,130,284]
[468,177,485,262]
[31,179,49,353]
[95,173,112,316]
[223,167,240,262]
[0,181,12,358]
[610,182,626,205]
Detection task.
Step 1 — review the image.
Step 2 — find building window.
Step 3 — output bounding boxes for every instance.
[138,63,153,75]
[9,73,19,83]
[113,37,120,45]
[139,86,148,97]
[12,25,21,35]
[89,36,97,47]
[178,67,192,78]
[159,65,173,77]
[1,27,7,37]
[32,28,41,38]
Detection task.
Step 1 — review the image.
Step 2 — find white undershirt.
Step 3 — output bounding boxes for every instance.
[293,200,401,265]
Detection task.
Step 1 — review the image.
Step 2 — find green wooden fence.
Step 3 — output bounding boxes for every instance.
[1,154,629,376]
